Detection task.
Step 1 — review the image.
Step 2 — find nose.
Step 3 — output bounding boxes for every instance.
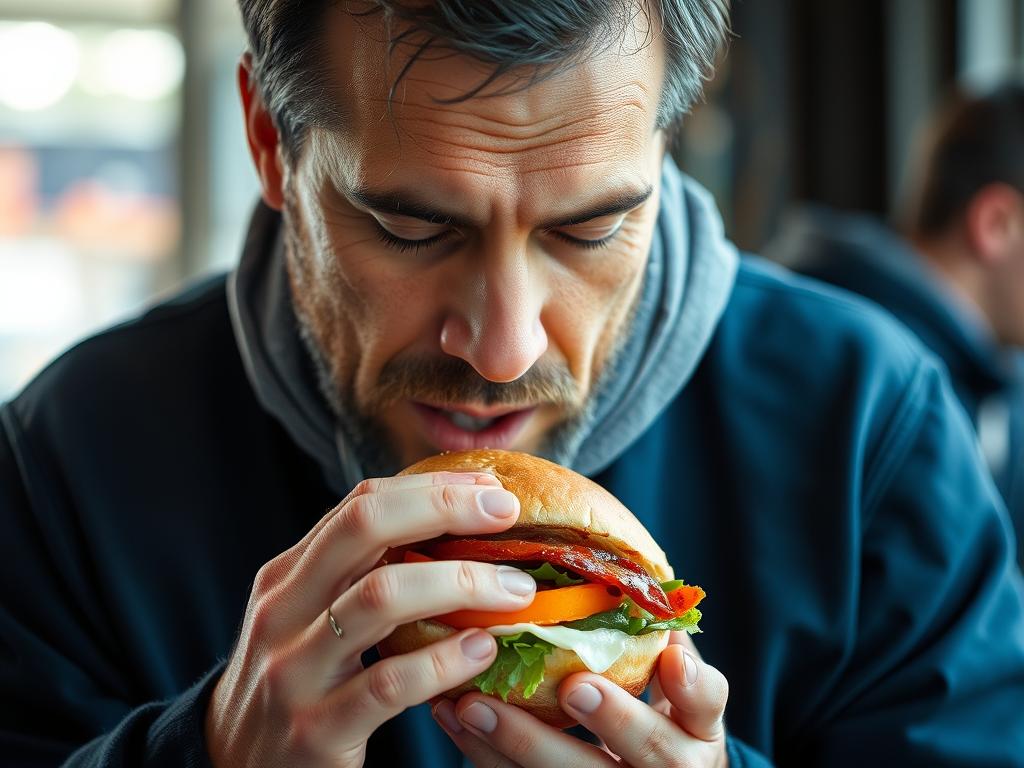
[440,249,548,383]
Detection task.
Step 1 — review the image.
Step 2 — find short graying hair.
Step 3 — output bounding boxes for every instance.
[238,0,730,160]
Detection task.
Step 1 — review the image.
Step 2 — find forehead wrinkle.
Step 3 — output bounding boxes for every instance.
[382,84,652,136]
[396,101,648,153]
[383,139,643,186]
[380,95,650,178]
[393,74,654,132]
[403,123,639,165]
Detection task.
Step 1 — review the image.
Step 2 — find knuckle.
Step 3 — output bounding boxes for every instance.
[339,492,382,540]
[284,708,319,758]
[504,725,537,758]
[435,483,464,518]
[247,593,277,638]
[351,477,380,498]
[428,643,456,683]
[356,568,398,613]
[607,701,639,736]
[454,560,483,595]
[259,651,291,702]
[366,661,408,710]
[252,562,281,596]
[632,722,672,766]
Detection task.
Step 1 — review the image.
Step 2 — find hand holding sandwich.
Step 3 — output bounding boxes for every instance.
[204,470,530,768]
[433,628,729,768]
[204,448,728,767]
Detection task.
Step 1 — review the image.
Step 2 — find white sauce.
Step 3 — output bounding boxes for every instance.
[485,623,629,673]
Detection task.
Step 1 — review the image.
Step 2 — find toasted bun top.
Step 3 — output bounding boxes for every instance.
[400,449,673,582]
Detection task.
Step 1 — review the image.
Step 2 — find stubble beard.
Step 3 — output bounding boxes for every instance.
[282,196,635,480]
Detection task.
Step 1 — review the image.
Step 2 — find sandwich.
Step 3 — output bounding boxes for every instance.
[377,449,704,727]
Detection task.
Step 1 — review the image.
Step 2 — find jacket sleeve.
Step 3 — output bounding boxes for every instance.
[0,404,221,767]
[802,360,1024,765]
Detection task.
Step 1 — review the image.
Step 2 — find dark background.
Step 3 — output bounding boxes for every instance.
[676,0,1021,253]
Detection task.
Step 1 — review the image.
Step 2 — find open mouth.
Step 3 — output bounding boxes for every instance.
[445,410,504,432]
[411,402,536,451]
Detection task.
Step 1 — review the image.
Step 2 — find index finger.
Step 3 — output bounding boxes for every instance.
[558,672,724,767]
[302,471,502,549]
[293,477,522,608]
[451,693,618,768]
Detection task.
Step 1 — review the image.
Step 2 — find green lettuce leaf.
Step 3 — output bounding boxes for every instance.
[523,562,584,587]
[562,602,703,636]
[473,632,555,701]
[641,607,703,635]
[561,601,634,632]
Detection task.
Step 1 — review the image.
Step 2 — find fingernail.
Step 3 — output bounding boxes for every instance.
[566,683,603,714]
[477,489,518,519]
[433,700,464,734]
[444,472,500,486]
[460,630,495,661]
[497,566,536,596]
[460,701,498,734]
[683,651,698,687]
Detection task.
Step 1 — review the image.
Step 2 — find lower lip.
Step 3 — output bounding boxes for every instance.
[411,403,536,452]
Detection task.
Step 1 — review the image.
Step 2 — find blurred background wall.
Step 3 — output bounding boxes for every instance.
[0,0,255,399]
[1,0,1023,400]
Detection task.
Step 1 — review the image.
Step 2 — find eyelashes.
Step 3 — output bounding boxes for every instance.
[373,222,453,254]
[547,229,620,251]
[372,222,620,254]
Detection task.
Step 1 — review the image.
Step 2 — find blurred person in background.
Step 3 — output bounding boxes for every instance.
[784,83,1024,567]
[2,3,1024,768]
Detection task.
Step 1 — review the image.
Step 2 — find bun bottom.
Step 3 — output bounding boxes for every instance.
[378,621,668,728]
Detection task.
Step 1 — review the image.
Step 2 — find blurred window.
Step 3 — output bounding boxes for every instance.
[0,1,183,399]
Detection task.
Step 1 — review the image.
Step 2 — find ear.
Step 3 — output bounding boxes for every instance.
[964,183,1024,265]
[239,53,285,211]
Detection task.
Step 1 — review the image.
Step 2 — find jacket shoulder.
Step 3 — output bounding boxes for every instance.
[698,257,948,509]
[723,256,929,382]
[9,274,252,453]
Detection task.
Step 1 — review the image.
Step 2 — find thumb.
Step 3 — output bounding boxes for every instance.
[650,629,701,710]
[656,642,729,742]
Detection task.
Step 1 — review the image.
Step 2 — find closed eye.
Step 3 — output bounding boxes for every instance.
[373,221,454,253]
[547,215,626,249]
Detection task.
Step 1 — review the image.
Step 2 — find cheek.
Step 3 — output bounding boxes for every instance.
[289,201,438,395]
[334,256,442,394]
[544,230,649,382]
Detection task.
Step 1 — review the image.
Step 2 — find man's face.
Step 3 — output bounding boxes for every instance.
[277,9,667,476]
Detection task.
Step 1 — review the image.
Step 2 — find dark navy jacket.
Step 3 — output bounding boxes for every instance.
[2,259,1023,766]
[784,207,1024,566]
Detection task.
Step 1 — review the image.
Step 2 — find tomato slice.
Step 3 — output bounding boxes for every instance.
[426,538,676,618]
[434,584,624,629]
[402,550,433,564]
[402,550,625,627]
[666,584,705,615]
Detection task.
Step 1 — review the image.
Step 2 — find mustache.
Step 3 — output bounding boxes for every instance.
[368,355,582,413]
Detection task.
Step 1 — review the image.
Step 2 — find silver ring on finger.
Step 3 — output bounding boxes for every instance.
[327,606,344,639]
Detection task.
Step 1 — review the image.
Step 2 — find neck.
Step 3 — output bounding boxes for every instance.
[910,231,1000,339]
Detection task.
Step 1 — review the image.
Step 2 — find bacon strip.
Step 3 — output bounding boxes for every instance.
[426,538,675,618]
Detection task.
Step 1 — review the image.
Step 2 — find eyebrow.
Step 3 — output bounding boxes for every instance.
[346,185,654,229]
